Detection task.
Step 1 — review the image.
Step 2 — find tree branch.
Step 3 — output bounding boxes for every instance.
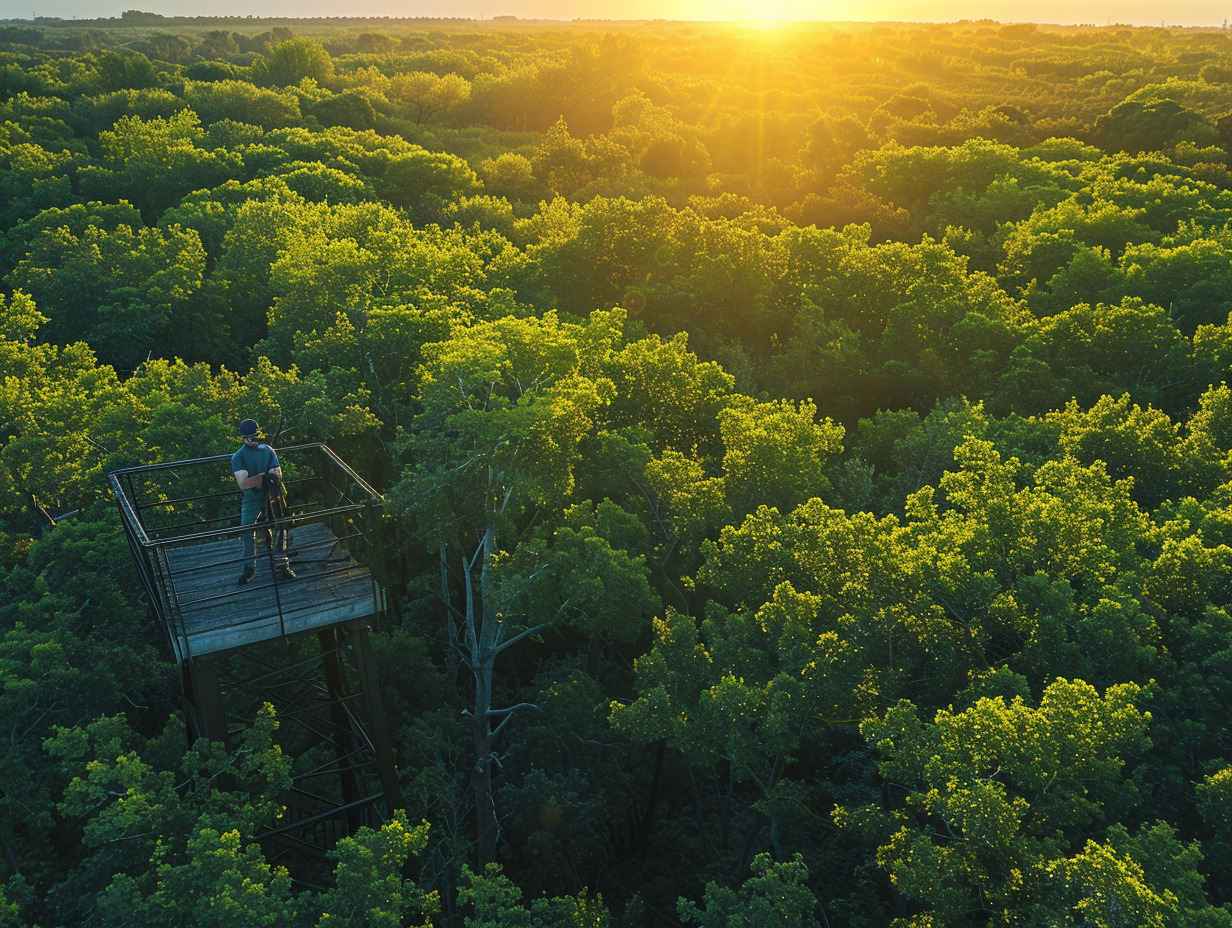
[490,703,540,739]
[24,491,56,530]
[462,553,479,655]
[494,621,552,655]
[466,527,493,574]
[486,702,540,718]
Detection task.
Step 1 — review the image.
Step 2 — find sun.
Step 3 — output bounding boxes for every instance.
[736,0,823,25]
[670,0,821,24]
[744,3,794,23]
[745,12,795,28]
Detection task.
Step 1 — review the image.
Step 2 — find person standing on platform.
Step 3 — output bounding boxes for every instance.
[232,418,295,584]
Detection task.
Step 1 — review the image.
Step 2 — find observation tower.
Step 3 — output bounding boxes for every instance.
[108,443,402,857]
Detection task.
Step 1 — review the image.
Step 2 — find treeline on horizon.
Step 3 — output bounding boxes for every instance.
[15,12,533,29]
[6,15,1232,928]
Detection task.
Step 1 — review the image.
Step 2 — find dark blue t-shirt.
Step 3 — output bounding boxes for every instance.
[232,443,279,495]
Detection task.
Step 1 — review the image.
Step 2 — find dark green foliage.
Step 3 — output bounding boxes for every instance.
[1095,98,1220,156]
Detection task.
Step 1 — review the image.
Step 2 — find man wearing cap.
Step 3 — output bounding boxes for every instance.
[232,418,295,585]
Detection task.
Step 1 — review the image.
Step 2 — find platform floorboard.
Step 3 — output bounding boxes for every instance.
[162,521,377,661]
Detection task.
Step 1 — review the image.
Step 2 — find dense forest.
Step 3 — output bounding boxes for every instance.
[5,11,1232,926]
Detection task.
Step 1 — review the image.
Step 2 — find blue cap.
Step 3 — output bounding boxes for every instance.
[239,418,260,437]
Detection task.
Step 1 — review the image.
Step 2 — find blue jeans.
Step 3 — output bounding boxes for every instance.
[240,490,263,563]
[241,489,290,569]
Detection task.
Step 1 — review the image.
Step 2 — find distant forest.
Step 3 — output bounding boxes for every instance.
[6,14,1232,927]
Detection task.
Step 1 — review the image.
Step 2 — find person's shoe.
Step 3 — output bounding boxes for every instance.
[238,565,257,585]
[276,565,297,581]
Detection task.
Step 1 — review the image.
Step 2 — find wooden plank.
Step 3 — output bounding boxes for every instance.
[161,521,378,660]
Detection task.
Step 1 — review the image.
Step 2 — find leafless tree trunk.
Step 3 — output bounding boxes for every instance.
[456,524,548,867]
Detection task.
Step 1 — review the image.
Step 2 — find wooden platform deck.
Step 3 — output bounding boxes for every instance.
[163,521,378,661]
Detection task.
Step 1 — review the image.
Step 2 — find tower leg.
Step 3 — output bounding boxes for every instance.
[185,658,229,746]
[350,626,404,811]
[320,628,363,833]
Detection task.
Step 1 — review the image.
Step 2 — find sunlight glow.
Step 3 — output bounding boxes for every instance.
[744,1,803,23]
[668,0,855,23]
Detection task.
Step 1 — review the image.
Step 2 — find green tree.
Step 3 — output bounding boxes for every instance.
[8,218,211,368]
[1052,823,1232,928]
[45,707,293,926]
[314,811,438,928]
[90,49,159,93]
[995,298,1192,417]
[258,201,491,364]
[478,153,542,204]
[502,500,660,664]
[390,71,471,125]
[183,79,302,128]
[81,109,240,218]
[0,141,80,227]
[840,679,1152,926]
[718,397,844,517]
[1095,98,1220,156]
[599,330,734,455]
[998,198,1155,297]
[390,311,616,866]
[1121,236,1232,334]
[251,38,335,89]
[1048,393,1184,510]
[377,148,482,219]
[458,863,610,927]
[854,397,991,515]
[678,853,823,928]
[144,33,191,65]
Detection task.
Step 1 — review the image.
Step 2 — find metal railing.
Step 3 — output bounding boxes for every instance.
[108,444,385,663]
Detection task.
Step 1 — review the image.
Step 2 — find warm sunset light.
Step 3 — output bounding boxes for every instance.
[678,0,839,22]
[742,5,804,25]
[660,0,1228,25]
[8,7,1232,928]
[4,0,1230,25]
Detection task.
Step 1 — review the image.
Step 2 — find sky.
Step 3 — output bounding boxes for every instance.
[7,0,1232,28]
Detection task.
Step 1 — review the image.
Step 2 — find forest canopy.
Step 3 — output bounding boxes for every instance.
[5,14,1232,927]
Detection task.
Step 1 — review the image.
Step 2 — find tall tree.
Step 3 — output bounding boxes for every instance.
[390,311,617,866]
